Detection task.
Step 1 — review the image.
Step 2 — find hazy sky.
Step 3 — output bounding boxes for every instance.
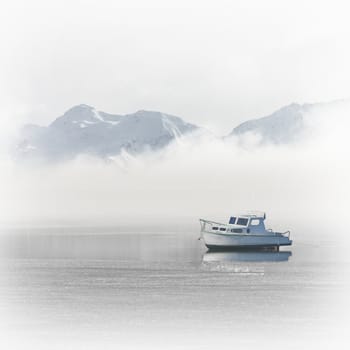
[1,0,350,134]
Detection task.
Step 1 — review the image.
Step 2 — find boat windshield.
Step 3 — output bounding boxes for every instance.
[229,216,236,224]
[236,218,248,226]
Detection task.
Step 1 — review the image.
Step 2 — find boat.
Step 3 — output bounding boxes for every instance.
[199,211,292,250]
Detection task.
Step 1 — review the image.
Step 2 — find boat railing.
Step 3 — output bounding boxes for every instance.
[199,219,228,235]
[200,219,225,230]
[200,218,224,226]
[282,230,291,238]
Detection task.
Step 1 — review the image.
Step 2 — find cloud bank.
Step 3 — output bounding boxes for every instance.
[1,101,349,237]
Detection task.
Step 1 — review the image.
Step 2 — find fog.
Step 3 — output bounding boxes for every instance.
[1,0,349,233]
[1,102,349,237]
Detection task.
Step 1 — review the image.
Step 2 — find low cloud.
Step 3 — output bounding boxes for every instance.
[0,102,349,239]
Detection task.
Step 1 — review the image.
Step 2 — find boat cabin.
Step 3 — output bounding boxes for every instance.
[229,214,267,234]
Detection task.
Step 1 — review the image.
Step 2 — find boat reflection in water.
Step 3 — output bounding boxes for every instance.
[201,250,292,274]
[203,250,292,263]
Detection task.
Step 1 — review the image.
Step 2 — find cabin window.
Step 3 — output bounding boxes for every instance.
[236,218,248,226]
[219,227,227,231]
[231,228,243,233]
[229,217,236,224]
[212,227,219,230]
[250,219,260,226]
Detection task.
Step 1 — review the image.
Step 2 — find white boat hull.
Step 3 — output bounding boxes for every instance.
[202,231,292,250]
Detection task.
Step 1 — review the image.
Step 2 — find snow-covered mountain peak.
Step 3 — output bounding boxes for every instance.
[229,103,308,144]
[228,100,348,145]
[16,105,202,161]
[49,104,123,130]
[61,104,96,118]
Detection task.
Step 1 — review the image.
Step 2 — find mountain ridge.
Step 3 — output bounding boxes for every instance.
[15,99,350,161]
[16,105,202,161]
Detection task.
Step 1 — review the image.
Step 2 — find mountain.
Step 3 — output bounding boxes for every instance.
[15,104,202,161]
[15,99,349,161]
[229,103,313,144]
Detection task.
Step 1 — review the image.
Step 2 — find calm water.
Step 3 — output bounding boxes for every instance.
[0,228,349,349]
